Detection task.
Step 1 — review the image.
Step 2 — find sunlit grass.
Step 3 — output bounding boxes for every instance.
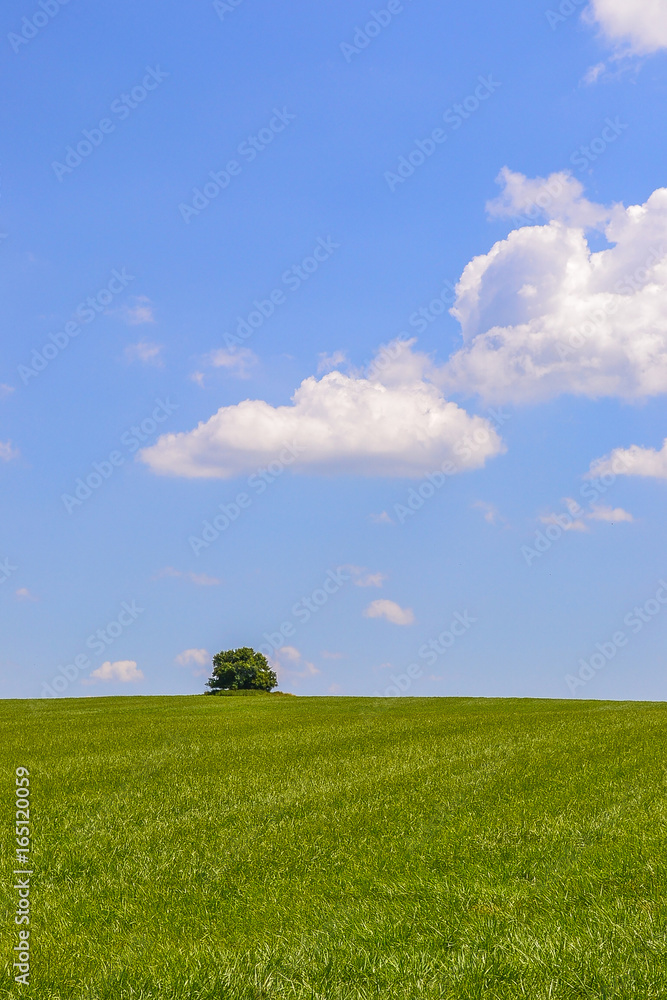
[1,695,666,998]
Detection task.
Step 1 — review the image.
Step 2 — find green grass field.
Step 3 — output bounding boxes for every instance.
[2,695,666,999]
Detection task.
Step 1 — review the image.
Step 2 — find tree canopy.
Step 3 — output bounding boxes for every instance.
[206,647,278,693]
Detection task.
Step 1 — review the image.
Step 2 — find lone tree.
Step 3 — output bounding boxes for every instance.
[205,647,277,694]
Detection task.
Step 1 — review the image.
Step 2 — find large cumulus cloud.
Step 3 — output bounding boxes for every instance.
[442,171,667,404]
[140,340,504,479]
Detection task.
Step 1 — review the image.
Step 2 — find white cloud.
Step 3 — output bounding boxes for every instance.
[539,495,634,532]
[486,167,612,230]
[278,645,301,662]
[540,511,589,533]
[343,565,387,587]
[317,350,348,373]
[124,341,164,367]
[0,441,19,462]
[175,648,210,676]
[89,660,144,683]
[120,295,155,325]
[189,572,221,586]
[370,510,394,525]
[175,648,210,666]
[321,650,345,660]
[271,646,320,683]
[15,587,37,602]
[587,0,667,54]
[473,500,506,525]
[140,339,504,479]
[363,599,414,626]
[205,348,257,380]
[444,176,667,404]
[588,504,634,523]
[583,62,607,85]
[589,438,667,479]
[355,571,387,588]
[0,384,14,399]
[154,567,221,586]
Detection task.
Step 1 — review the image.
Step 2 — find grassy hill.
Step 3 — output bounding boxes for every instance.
[1,695,666,999]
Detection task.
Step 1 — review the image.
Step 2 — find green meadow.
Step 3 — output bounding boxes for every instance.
[1,695,666,999]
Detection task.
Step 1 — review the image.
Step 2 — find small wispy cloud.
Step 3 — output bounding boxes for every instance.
[175,648,209,666]
[539,497,634,532]
[191,348,258,385]
[206,347,257,379]
[89,659,144,683]
[15,587,37,602]
[364,599,414,626]
[588,504,634,523]
[540,512,589,533]
[189,572,222,586]
[473,500,507,525]
[344,565,387,588]
[321,650,345,660]
[154,567,221,586]
[0,384,15,399]
[175,648,210,676]
[317,350,347,374]
[583,62,606,85]
[355,571,386,588]
[370,511,394,525]
[0,441,19,462]
[271,645,320,682]
[120,295,155,325]
[124,341,164,367]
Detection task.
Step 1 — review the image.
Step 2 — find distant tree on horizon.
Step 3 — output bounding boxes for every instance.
[205,647,278,694]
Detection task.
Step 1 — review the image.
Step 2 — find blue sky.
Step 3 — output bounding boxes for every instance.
[2,0,667,701]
